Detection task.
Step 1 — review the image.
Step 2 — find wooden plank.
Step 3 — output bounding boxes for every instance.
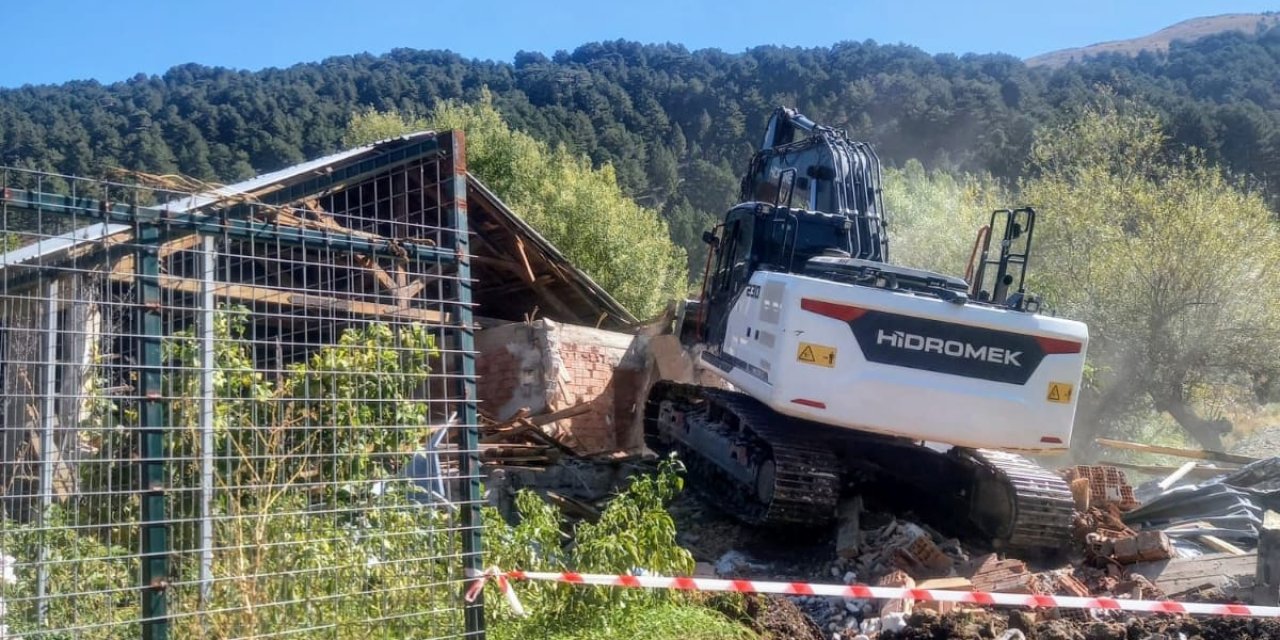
[513,236,537,284]
[1095,438,1258,465]
[1100,460,1234,480]
[1199,535,1248,555]
[529,402,594,427]
[111,233,208,275]
[108,271,446,323]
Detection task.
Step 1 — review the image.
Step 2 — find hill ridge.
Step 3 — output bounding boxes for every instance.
[1027,12,1280,68]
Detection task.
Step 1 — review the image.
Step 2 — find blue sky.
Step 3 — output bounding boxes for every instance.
[0,0,1273,87]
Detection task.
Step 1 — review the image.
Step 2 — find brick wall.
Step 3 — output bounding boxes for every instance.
[475,319,646,455]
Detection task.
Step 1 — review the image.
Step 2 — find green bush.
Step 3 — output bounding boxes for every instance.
[8,312,745,639]
[481,456,746,639]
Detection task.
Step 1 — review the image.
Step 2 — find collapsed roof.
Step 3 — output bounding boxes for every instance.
[0,130,636,330]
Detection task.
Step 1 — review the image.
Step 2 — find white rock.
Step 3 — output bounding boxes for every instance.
[714,550,767,576]
[831,566,842,578]
[843,571,858,585]
[997,630,1026,640]
[880,612,907,633]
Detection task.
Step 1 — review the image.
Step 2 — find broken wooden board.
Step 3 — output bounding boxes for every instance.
[1095,438,1258,465]
[1101,460,1234,480]
[1128,551,1258,595]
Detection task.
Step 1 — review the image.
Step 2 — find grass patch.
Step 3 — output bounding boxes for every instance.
[490,602,756,640]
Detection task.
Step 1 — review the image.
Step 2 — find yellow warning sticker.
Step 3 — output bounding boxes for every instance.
[1047,382,1074,404]
[797,342,837,368]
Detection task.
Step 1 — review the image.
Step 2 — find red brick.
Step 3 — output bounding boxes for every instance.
[1113,530,1172,564]
[876,570,915,616]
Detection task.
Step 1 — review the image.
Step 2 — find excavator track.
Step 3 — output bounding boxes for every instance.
[648,382,1075,556]
[647,385,841,526]
[962,448,1076,556]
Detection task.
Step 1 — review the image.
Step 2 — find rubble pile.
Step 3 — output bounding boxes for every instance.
[478,407,590,466]
[714,451,1276,639]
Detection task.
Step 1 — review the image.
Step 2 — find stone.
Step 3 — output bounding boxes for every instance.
[880,612,907,633]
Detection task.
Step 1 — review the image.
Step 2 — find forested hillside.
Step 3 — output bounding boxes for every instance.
[2,24,1279,275]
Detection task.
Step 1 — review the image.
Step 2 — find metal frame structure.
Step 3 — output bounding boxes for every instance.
[0,131,486,639]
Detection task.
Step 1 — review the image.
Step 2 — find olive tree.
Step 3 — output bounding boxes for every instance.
[1022,98,1280,451]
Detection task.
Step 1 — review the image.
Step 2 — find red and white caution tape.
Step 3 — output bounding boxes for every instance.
[465,567,526,616]
[470,569,1280,618]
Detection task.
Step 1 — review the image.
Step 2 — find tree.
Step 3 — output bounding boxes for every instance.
[1021,97,1280,451]
[880,159,1009,277]
[343,95,688,319]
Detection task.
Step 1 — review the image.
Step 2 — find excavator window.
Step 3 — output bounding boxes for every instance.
[712,215,756,293]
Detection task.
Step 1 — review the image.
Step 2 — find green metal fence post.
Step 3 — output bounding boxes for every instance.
[442,130,485,638]
[136,220,169,640]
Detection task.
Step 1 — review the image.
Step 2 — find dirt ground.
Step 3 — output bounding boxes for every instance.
[880,609,1280,640]
[704,593,825,640]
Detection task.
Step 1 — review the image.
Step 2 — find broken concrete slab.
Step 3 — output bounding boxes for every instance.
[1128,551,1258,597]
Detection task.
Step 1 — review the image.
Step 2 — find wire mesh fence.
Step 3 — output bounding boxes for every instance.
[0,134,485,639]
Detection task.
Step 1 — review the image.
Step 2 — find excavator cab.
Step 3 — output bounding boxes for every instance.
[740,107,888,262]
[699,200,858,346]
[692,108,891,346]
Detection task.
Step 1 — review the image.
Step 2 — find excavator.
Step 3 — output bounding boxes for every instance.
[644,107,1089,557]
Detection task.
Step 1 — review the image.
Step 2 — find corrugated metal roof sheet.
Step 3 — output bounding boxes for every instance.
[0,222,130,270]
[161,131,440,211]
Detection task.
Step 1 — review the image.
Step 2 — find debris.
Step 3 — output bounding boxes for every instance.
[1061,465,1140,511]
[1111,530,1174,564]
[1122,482,1265,553]
[480,443,560,465]
[836,496,863,559]
[876,570,915,616]
[1159,460,1200,491]
[545,490,601,521]
[1255,509,1280,606]
[1094,437,1259,466]
[1104,460,1235,481]
[715,550,769,577]
[912,577,973,615]
[1069,477,1091,511]
[964,553,1031,593]
[1127,551,1258,597]
[879,612,907,633]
